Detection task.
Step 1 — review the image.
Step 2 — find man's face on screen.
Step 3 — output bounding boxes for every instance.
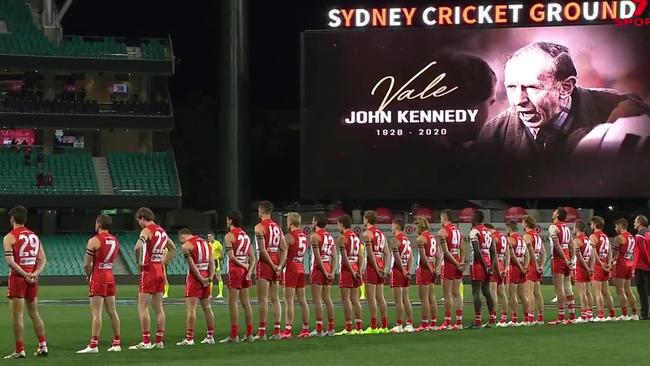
[504,51,564,129]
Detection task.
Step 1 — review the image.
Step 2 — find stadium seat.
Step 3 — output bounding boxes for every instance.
[0,0,170,59]
[107,152,180,196]
[0,149,99,195]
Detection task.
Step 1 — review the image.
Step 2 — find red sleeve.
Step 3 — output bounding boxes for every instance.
[637,234,650,270]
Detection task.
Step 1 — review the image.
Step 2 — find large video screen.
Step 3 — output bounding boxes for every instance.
[301,25,650,199]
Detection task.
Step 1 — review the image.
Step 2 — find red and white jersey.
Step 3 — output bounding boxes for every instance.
[549,221,571,259]
[418,230,438,268]
[286,229,307,272]
[367,226,386,261]
[442,223,462,262]
[577,233,593,263]
[342,229,361,264]
[312,228,335,270]
[617,232,636,267]
[8,226,41,275]
[492,230,508,263]
[188,235,211,274]
[393,232,412,270]
[229,227,251,267]
[470,224,492,267]
[92,232,119,274]
[511,232,526,265]
[141,223,169,270]
[258,218,283,256]
[593,231,610,261]
[528,230,543,263]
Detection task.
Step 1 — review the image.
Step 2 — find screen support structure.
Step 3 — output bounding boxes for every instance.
[220,0,249,216]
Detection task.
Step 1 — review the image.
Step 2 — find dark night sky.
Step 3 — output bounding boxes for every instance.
[57,0,649,218]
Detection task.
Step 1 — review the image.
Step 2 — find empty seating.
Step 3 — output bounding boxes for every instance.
[0,0,170,59]
[108,152,180,196]
[0,149,99,195]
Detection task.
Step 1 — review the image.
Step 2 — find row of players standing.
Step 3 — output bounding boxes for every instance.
[220,204,648,342]
[3,204,648,358]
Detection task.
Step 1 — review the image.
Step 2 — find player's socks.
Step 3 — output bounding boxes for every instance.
[230,325,238,339]
[567,295,576,320]
[370,317,378,329]
[381,317,388,329]
[155,330,164,344]
[355,319,363,331]
[345,321,353,332]
[472,312,480,326]
[284,324,292,333]
[558,307,565,321]
[246,324,253,337]
[186,329,194,342]
[142,332,151,344]
[537,313,544,322]
[609,309,616,318]
[455,310,463,325]
[328,319,335,332]
[89,336,99,349]
[421,318,429,328]
[597,310,604,318]
[207,327,214,339]
[489,311,497,324]
[444,311,452,325]
[622,307,628,316]
[274,322,281,335]
[406,319,412,326]
[302,323,309,331]
[511,313,518,323]
[15,341,24,354]
[112,336,121,346]
[431,317,437,327]
[218,281,224,297]
[500,313,507,323]
[316,319,323,332]
[396,320,403,326]
[258,322,267,337]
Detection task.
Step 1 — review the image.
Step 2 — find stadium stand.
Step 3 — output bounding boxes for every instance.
[0,0,170,59]
[0,149,98,195]
[40,233,87,275]
[117,231,140,275]
[108,152,180,196]
[1,97,171,116]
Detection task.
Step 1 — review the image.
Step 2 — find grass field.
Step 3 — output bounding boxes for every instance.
[0,284,646,366]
